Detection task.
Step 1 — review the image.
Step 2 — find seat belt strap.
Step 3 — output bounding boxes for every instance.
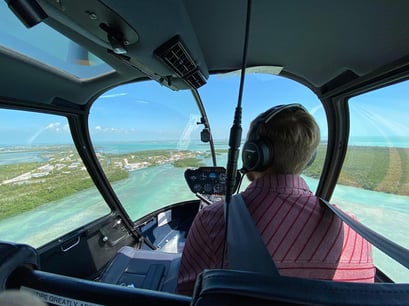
[319,198,409,270]
[225,194,279,275]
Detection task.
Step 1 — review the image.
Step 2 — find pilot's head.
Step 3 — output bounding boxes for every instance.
[242,104,320,181]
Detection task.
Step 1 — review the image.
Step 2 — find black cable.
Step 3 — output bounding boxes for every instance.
[222,0,252,268]
[235,171,246,193]
[225,0,252,204]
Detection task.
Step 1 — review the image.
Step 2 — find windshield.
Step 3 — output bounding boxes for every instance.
[0,72,326,248]
[89,73,327,221]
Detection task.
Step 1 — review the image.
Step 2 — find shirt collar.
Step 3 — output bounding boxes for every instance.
[247,174,312,195]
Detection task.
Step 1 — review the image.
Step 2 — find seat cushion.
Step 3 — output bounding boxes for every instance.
[99,246,181,293]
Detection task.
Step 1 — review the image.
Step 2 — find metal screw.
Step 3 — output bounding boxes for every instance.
[86,10,98,20]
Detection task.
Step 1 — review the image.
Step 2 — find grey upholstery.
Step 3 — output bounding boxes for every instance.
[99,246,181,293]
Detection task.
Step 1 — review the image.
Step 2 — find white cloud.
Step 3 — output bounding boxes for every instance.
[93,125,137,133]
[100,93,128,99]
[46,122,61,129]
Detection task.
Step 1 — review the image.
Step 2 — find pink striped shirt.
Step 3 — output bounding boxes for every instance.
[177,174,375,295]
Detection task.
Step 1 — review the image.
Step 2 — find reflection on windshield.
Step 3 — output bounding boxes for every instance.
[89,75,327,220]
[0,73,327,247]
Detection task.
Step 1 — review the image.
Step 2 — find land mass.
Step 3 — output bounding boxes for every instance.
[303,145,409,196]
[1,144,409,220]
[0,147,204,219]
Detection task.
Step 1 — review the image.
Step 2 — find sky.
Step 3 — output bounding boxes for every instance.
[1,0,409,147]
[1,73,408,147]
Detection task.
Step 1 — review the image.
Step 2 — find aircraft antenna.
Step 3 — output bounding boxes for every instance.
[225,0,252,204]
[222,0,252,267]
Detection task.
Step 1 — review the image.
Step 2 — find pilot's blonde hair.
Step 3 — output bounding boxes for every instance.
[256,107,320,174]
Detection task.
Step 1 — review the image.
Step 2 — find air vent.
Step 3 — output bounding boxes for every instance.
[185,70,206,88]
[155,36,207,89]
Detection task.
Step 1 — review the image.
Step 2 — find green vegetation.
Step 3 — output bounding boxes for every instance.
[2,144,409,220]
[304,145,409,196]
[0,171,95,219]
[302,144,327,179]
[0,149,129,220]
[172,158,206,168]
[0,148,200,219]
[0,162,40,182]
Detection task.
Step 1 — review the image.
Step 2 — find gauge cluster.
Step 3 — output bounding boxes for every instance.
[184,167,240,195]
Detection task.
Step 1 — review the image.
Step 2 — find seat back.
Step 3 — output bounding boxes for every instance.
[0,241,39,289]
[192,269,409,306]
[99,246,181,293]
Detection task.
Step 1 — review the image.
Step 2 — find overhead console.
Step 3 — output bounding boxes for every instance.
[20,0,209,90]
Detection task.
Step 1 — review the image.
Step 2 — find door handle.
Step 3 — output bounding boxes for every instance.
[60,236,80,252]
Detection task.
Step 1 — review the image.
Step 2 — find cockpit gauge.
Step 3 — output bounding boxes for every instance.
[213,183,224,194]
[208,172,217,179]
[203,183,213,193]
[218,172,226,182]
[193,183,202,193]
[184,167,241,195]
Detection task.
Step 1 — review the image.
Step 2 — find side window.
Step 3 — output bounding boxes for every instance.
[333,80,409,282]
[0,109,110,247]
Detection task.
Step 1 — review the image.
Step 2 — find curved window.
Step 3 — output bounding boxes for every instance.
[334,80,409,282]
[0,110,110,247]
[89,73,326,221]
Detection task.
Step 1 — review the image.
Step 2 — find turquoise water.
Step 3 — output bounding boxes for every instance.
[1,136,407,165]
[1,140,409,282]
[0,150,48,165]
[349,136,409,148]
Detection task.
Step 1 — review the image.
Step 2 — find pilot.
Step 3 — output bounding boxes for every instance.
[177,104,375,295]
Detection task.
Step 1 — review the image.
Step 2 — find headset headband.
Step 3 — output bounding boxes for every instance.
[248,103,306,141]
[242,103,309,173]
[258,103,307,125]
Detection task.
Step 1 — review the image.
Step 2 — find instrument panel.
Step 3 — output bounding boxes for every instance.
[184,167,240,195]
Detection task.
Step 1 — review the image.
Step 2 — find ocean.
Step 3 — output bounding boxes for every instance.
[1,139,409,282]
[1,136,408,165]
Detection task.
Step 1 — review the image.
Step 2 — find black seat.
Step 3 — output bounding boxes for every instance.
[191,269,409,306]
[0,241,39,290]
[99,246,182,293]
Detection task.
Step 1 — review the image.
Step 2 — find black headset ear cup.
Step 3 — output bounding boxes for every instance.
[242,138,272,172]
[242,104,307,173]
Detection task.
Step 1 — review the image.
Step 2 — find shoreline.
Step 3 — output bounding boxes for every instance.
[1,144,409,219]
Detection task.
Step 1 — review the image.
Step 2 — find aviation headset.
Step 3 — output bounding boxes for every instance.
[241,103,315,173]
